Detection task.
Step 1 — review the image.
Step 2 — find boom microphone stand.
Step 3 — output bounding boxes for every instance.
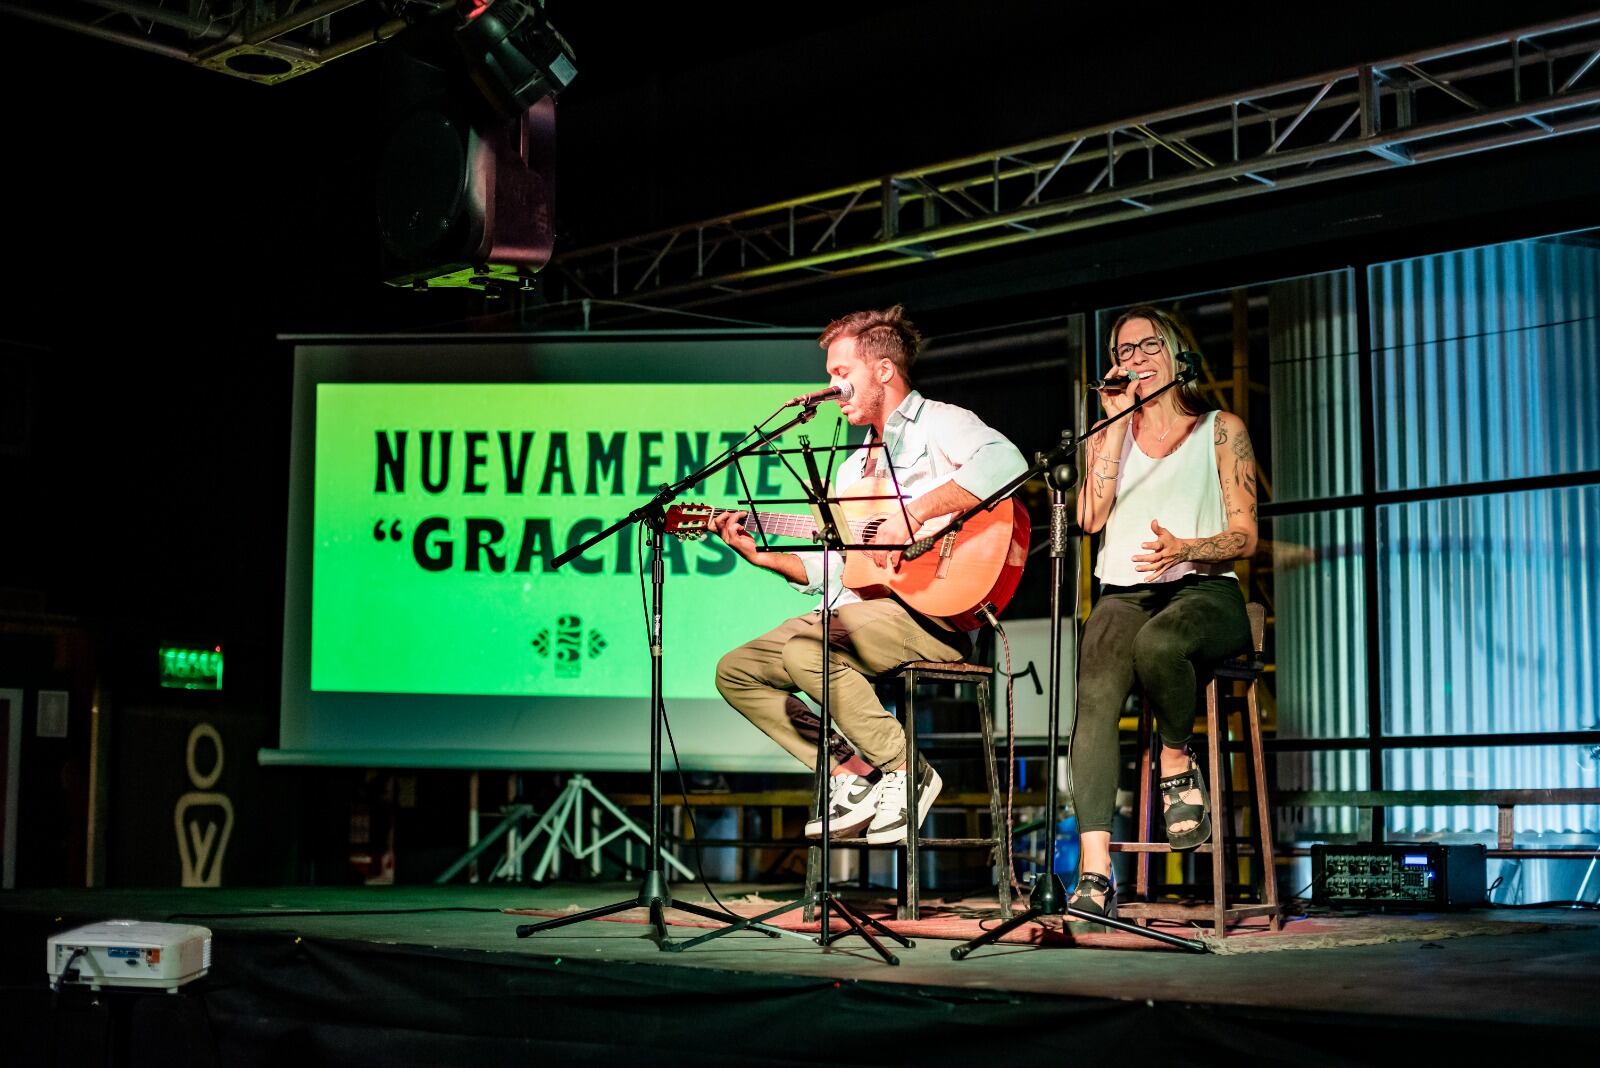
[514,403,825,948]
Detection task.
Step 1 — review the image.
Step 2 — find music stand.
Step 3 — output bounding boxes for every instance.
[664,432,921,964]
[513,402,828,948]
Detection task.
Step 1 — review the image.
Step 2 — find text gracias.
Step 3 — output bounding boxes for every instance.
[375,429,807,573]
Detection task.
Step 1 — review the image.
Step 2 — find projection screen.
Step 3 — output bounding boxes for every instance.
[265,330,847,771]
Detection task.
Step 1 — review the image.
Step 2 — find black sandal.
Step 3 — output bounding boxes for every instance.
[1066,870,1117,929]
[1159,754,1212,851]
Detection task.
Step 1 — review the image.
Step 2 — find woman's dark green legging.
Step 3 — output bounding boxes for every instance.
[1070,575,1251,835]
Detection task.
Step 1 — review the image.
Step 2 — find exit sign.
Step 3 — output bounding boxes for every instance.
[159,645,223,691]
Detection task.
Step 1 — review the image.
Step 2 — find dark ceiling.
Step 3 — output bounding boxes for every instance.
[4,0,1599,340]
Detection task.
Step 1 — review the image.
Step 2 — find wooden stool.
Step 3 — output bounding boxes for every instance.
[805,660,1011,921]
[1112,602,1281,935]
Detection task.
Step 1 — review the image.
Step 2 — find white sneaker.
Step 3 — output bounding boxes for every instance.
[804,772,883,839]
[865,758,943,845]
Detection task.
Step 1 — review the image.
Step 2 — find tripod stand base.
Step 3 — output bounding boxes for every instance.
[949,874,1209,958]
[514,870,787,947]
[666,889,914,964]
[493,774,692,884]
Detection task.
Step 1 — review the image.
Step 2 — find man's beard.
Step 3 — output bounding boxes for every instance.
[854,378,887,425]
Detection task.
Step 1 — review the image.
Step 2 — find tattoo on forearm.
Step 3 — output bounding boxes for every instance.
[1087,443,1120,500]
[1179,531,1248,562]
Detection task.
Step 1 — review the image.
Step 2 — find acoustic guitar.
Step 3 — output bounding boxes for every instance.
[663,475,1029,630]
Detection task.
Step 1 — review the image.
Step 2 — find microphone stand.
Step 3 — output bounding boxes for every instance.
[515,401,825,948]
[663,433,915,964]
[902,363,1198,567]
[941,370,1210,958]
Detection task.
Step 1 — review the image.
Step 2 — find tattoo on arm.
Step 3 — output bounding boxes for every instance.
[1215,414,1259,546]
[1092,465,1117,498]
[1179,531,1248,562]
[1225,461,1258,505]
[1221,417,1259,504]
[1087,442,1120,500]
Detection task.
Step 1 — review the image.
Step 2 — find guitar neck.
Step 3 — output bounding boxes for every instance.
[712,508,862,541]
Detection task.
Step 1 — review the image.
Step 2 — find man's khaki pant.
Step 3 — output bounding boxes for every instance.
[715,599,969,771]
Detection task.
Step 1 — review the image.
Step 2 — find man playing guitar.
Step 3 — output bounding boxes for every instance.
[711,305,1027,845]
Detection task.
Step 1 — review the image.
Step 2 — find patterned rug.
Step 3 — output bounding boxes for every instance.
[505,894,1553,955]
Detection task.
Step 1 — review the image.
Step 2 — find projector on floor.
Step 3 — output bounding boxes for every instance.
[48,920,212,992]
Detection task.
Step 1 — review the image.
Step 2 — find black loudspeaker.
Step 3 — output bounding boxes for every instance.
[377,48,556,292]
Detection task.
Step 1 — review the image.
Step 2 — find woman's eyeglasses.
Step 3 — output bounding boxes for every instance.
[1114,335,1166,362]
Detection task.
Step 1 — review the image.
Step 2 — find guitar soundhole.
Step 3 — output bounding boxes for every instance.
[859,518,885,545]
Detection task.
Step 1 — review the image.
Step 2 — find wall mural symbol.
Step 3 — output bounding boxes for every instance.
[174,723,235,887]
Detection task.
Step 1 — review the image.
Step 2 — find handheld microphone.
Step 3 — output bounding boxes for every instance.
[785,381,855,408]
[1089,353,1203,392]
[1089,370,1149,393]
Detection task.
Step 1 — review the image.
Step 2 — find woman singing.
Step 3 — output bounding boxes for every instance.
[1068,305,1258,921]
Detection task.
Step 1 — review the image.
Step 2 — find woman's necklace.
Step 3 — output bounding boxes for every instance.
[1143,412,1183,442]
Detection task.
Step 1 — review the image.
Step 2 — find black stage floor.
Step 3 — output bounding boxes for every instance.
[4,883,1597,1065]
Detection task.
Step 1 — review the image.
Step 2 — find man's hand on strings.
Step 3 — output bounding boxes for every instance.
[709,510,760,563]
[868,511,914,569]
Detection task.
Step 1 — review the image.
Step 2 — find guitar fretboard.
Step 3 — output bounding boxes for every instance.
[708,508,871,541]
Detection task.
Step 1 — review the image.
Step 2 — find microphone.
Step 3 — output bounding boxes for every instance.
[1088,370,1150,393]
[785,381,855,407]
[1088,353,1203,392]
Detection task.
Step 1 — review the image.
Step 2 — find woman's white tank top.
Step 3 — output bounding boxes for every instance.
[1094,409,1236,587]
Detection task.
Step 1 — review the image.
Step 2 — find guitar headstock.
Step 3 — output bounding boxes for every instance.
[664,502,714,541]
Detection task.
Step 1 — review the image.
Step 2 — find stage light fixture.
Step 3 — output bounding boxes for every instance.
[454,0,578,118]
[375,2,568,289]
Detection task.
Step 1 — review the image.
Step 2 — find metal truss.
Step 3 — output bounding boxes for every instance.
[551,12,1600,318]
[0,1,450,84]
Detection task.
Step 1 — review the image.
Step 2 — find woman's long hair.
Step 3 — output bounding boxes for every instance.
[1103,304,1212,416]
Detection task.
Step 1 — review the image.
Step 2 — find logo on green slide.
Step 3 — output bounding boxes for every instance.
[531,615,608,678]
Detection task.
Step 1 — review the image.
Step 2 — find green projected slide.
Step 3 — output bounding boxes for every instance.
[273,333,832,771]
[311,382,819,699]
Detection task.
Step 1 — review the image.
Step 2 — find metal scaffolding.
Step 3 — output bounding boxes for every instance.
[550,12,1600,320]
[0,1,441,84]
